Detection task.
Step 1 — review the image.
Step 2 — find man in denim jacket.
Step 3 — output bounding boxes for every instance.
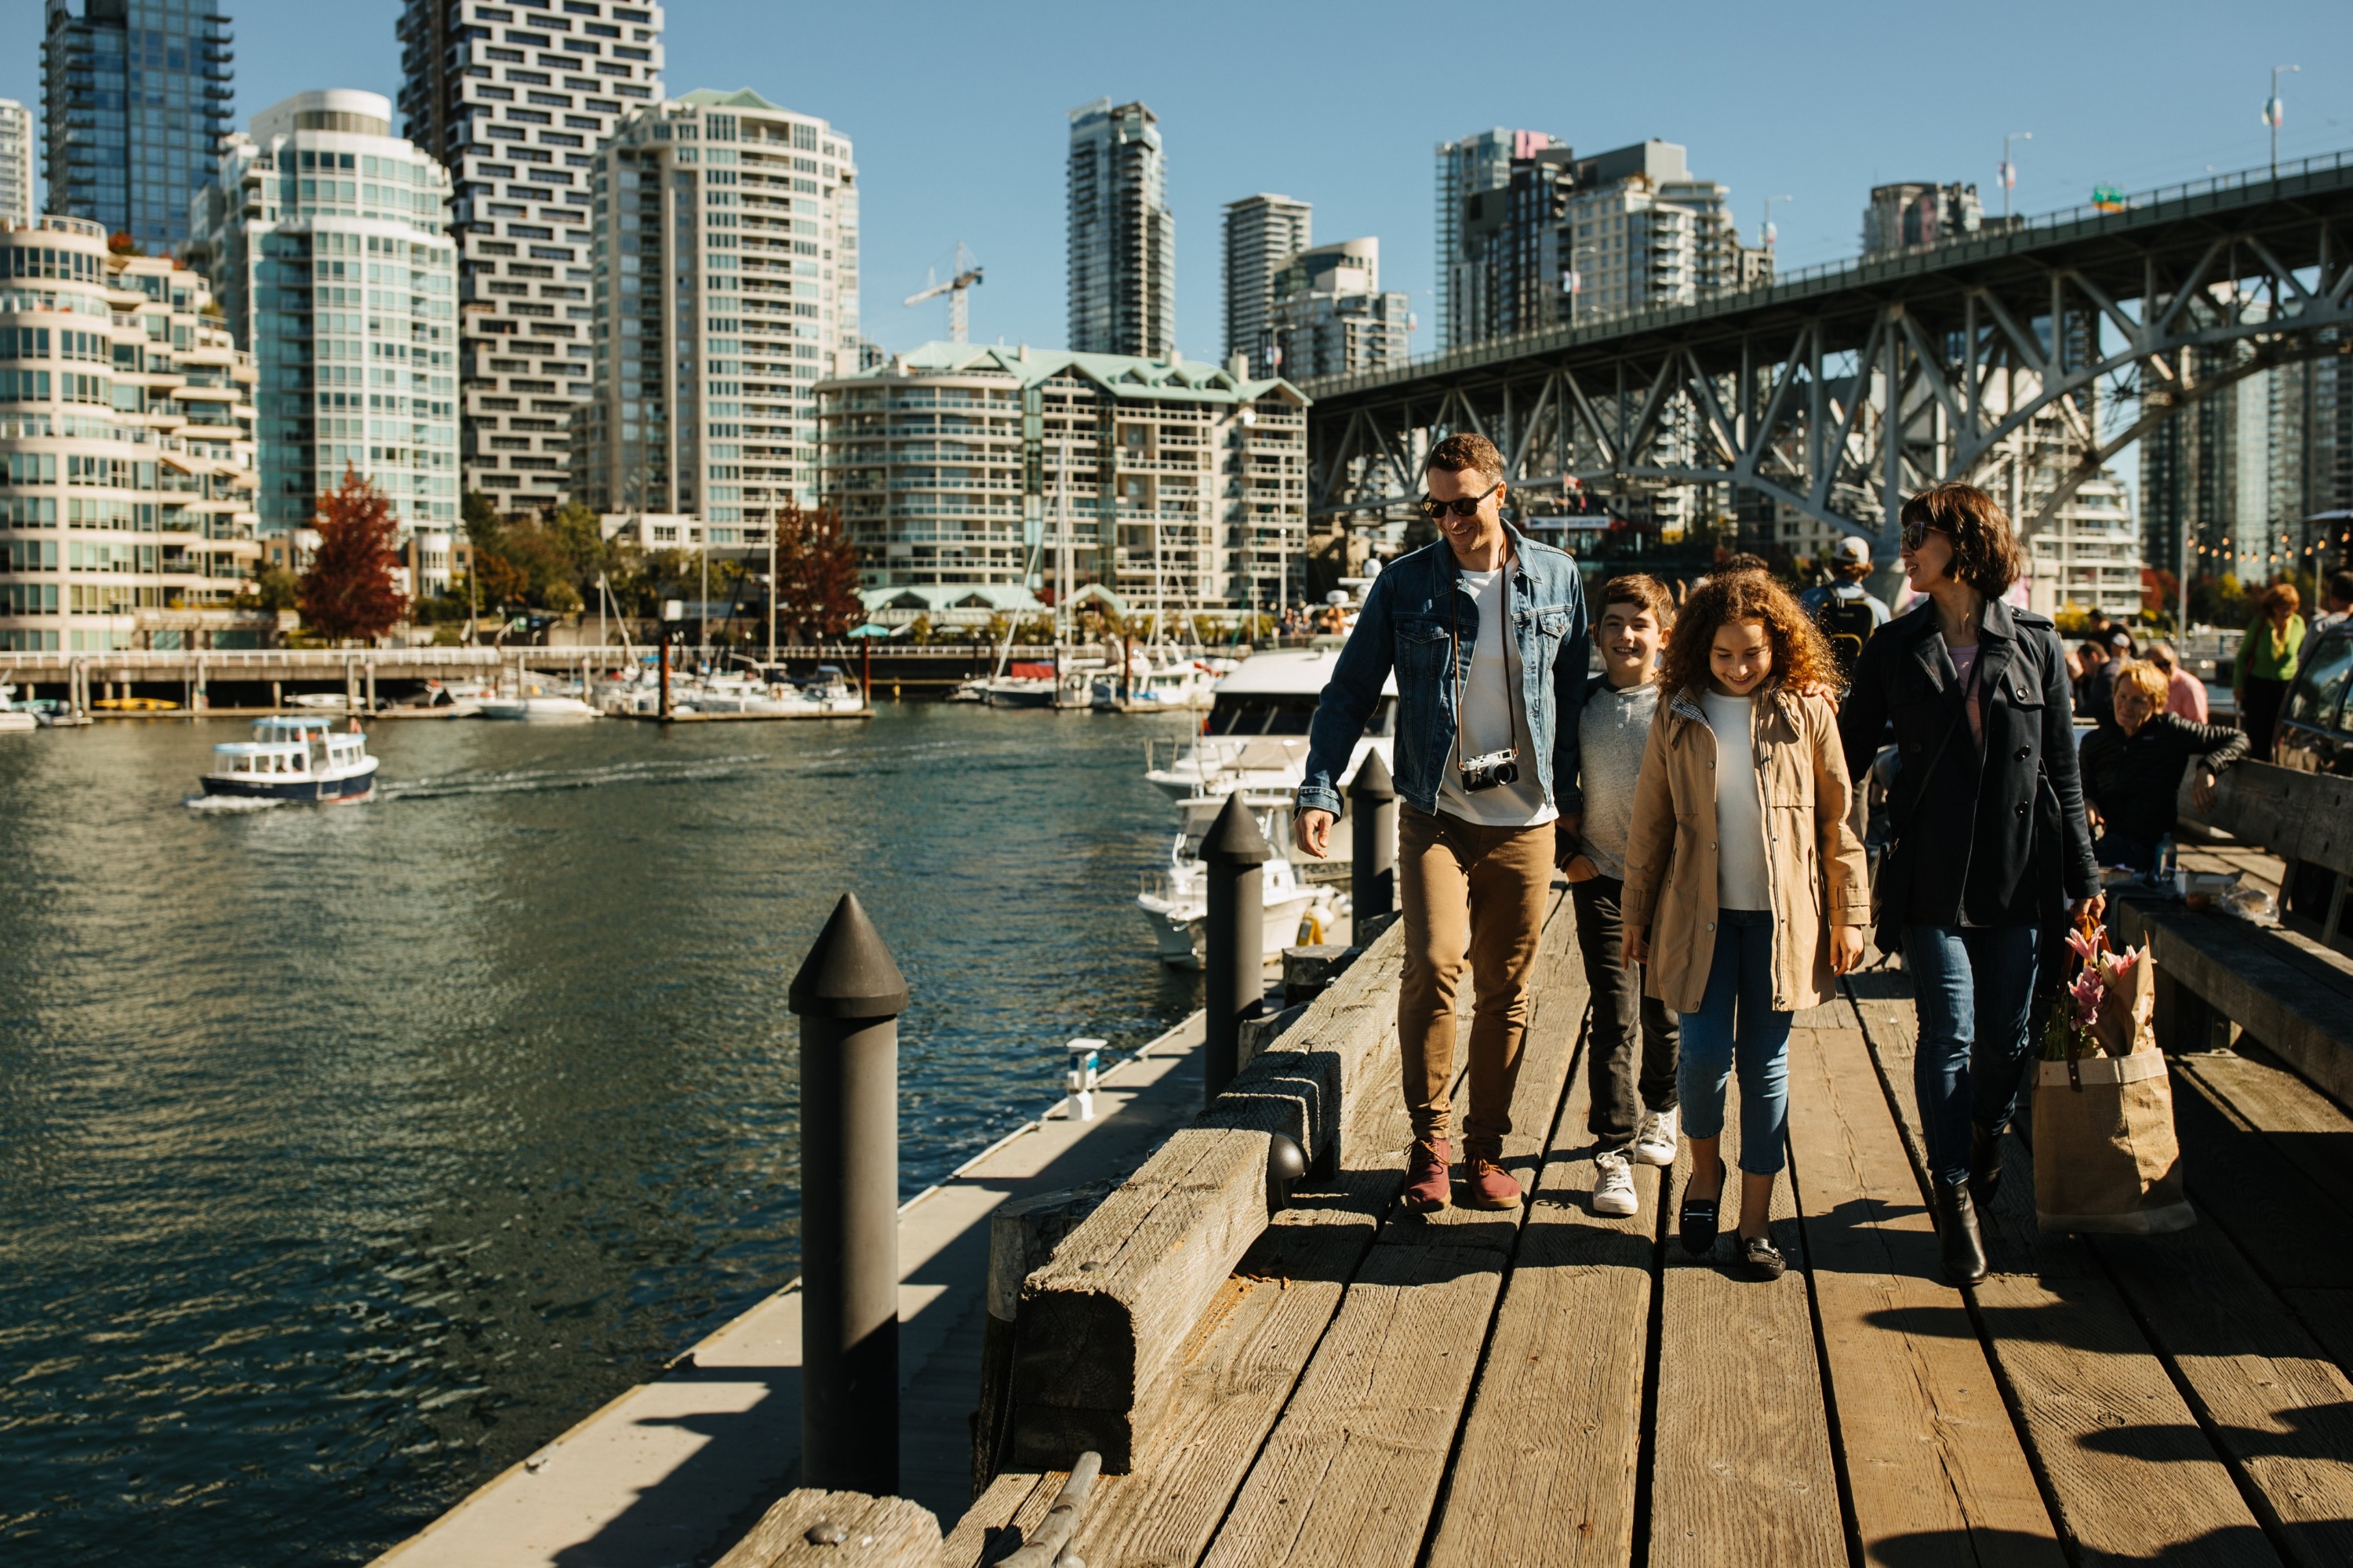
[1295,432,1589,1212]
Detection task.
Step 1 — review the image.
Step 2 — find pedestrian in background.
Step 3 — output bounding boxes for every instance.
[2300,570,2353,664]
[2081,660,2246,871]
[1560,573,1681,1220]
[2235,582,2304,762]
[1620,571,1868,1282]
[2144,641,2209,723]
[1838,482,2101,1287]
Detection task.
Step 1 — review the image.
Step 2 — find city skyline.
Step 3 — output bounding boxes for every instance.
[5,0,2347,373]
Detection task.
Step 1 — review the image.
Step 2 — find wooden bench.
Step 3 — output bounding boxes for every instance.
[2115,762,2353,1110]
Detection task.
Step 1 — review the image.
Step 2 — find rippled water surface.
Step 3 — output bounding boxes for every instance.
[0,706,1201,1565]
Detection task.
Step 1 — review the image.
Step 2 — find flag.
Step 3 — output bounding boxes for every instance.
[1999,159,2017,190]
[2263,95,2285,128]
[1763,222,1777,248]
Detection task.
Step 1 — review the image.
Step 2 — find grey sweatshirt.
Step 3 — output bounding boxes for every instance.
[1576,677,1658,880]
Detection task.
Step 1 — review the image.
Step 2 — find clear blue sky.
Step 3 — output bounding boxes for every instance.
[5,0,2349,363]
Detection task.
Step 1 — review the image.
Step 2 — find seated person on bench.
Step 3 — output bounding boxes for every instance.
[2079,660,2248,872]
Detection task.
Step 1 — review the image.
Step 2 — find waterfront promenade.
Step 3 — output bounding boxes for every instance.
[940,884,2353,1568]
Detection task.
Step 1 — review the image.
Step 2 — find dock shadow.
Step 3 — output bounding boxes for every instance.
[1870,1524,2278,1565]
[546,1362,802,1568]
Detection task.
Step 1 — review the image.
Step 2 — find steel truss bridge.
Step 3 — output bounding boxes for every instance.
[1301,150,2353,555]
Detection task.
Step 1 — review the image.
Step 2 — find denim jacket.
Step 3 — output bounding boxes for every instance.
[1298,522,1589,821]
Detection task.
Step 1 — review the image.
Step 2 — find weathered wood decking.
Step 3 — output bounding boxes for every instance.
[950,886,2353,1568]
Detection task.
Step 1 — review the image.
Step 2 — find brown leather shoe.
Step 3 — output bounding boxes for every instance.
[1402,1137,1452,1212]
[1461,1153,1524,1210]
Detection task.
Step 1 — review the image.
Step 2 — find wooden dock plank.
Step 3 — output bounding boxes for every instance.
[1648,1013,1844,1568]
[1783,1015,2064,1567]
[942,1470,1056,1568]
[1195,904,1587,1568]
[2093,1221,2353,1567]
[1058,1170,1389,1568]
[2173,1053,2353,1213]
[1843,974,2282,1567]
[1425,1000,1658,1568]
[2164,1062,2353,1291]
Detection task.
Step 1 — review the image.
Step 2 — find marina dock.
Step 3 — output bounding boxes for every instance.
[370,1013,1216,1567]
[940,886,2353,1568]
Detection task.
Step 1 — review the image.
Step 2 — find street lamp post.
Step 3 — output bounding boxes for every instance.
[1999,132,2032,220]
[2265,65,2299,179]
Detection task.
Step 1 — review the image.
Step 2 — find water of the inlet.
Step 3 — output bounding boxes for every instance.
[0,705,1205,1564]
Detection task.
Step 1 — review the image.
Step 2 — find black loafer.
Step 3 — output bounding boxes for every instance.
[1740,1234,1787,1281]
[1678,1180,1721,1256]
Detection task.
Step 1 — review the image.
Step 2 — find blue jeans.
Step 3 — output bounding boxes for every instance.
[1676,910,1793,1177]
[1903,923,2042,1188]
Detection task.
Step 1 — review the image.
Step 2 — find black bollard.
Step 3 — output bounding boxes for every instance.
[1348,749,1398,921]
[787,891,911,1497]
[1201,791,1272,1106]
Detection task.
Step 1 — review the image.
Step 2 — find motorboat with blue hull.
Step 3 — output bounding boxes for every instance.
[201,717,381,803]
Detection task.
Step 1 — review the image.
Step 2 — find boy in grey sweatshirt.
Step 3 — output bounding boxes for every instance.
[1562,574,1681,1216]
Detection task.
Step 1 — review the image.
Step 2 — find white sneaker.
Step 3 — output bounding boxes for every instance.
[1592,1151,1639,1217]
[1632,1108,1678,1167]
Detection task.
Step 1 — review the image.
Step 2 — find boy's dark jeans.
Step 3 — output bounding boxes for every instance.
[1570,873,1680,1151]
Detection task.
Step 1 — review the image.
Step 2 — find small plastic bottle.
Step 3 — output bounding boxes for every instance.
[2154,832,2177,890]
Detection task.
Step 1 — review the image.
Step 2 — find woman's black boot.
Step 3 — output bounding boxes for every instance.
[1934,1178,1988,1286]
[1968,1122,2005,1210]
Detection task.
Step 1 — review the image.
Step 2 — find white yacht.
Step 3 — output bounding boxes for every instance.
[0,682,38,733]
[201,716,380,803]
[477,678,600,722]
[1143,642,1395,799]
[1091,653,1221,711]
[1136,791,1344,967]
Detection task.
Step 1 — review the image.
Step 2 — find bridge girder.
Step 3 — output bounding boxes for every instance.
[1304,158,2353,557]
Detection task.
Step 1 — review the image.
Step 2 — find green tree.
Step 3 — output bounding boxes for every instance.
[252,565,299,613]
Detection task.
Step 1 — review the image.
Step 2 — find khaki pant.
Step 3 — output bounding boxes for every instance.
[1398,803,1555,1154]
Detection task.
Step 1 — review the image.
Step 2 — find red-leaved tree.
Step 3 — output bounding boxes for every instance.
[773,500,864,642]
[298,467,409,643]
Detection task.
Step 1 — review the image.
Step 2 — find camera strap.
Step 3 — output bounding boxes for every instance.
[1449,562,1522,771]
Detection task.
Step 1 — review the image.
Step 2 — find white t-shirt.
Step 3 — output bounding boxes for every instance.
[1436,565,1556,828]
[1700,690,1770,911]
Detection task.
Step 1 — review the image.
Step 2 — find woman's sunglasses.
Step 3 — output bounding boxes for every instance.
[1899,521,1947,551]
[1417,479,1502,522]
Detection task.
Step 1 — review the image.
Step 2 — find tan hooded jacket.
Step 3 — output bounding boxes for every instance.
[1619,683,1871,1016]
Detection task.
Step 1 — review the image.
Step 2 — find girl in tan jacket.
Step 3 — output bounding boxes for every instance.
[1622,572,1871,1279]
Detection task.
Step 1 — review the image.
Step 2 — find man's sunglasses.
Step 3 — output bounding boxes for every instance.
[1417,480,1502,522]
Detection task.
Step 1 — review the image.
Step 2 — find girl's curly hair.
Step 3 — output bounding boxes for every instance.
[1656,569,1841,702]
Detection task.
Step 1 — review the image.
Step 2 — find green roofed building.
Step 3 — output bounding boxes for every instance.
[817,343,1307,617]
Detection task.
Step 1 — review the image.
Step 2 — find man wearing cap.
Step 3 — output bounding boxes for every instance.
[1799,537,1894,628]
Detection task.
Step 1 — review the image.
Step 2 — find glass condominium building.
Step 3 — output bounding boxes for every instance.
[576,90,860,533]
[395,0,664,515]
[42,0,235,253]
[188,91,460,537]
[1,214,263,653]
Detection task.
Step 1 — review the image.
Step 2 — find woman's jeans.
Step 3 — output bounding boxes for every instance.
[1903,923,2042,1188]
[1677,910,1792,1177]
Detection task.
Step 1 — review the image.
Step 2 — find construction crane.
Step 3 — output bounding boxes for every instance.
[903,242,984,344]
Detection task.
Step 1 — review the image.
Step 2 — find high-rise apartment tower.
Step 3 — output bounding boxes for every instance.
[1,215,264,653]
[41,0,235,251]
[575,90,859,533]
[1222,193,1309,377]
[1067,99,1173,358]
[394,0,664,516]
[0,102,35,227]
[1435,128,1554,351]
[188,91,460,538]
